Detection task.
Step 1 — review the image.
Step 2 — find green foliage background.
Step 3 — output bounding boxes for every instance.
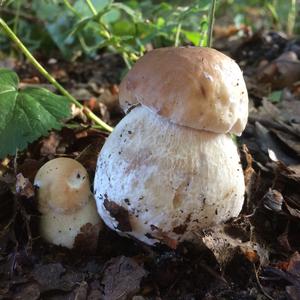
[1,0,297,65]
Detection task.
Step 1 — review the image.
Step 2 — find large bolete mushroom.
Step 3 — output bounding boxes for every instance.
[94,47,248,247]
[34,158,102,249]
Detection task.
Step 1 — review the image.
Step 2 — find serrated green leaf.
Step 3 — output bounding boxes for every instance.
[0,69,71,158]
[0,68,19,93]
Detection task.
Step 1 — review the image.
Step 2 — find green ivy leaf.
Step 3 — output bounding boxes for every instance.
[0,69,71,158]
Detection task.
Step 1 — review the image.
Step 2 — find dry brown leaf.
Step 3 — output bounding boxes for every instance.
[262,189,283,212]
[40,132,61,157]
[202,225,269,270]
[101,256,147,300]
[16,173,34,198]
[258,51,300,89]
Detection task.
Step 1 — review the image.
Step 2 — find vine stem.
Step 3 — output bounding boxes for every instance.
[63,0,81,18]
[0,17,113,132]
[85,0,98,16]
[207,0,216,47]
[174,23,182,47]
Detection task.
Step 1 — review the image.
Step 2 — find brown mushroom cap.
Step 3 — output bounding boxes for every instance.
[34,158,91,214]
[119,47,248,135]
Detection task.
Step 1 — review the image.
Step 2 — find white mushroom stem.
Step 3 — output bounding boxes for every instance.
[94,106,245,246]
[40,195,100,248]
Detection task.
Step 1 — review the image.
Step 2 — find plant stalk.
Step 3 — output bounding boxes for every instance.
[287,0,296,36]
[0,18,113,132]
[174,23,182,47]
[85,0,98,16]
[63,0,81,18]
[207,0,216,47]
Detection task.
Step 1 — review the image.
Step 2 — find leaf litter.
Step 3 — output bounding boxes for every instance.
[0,31,300,299]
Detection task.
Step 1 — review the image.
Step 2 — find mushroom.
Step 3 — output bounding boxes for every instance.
[34,157,102,249]
[94,47,248,247]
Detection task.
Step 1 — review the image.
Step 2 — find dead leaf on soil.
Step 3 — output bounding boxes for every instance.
[265,252,300,300]
[101,256,147,300]
[201,224,269,270]
[33,263,84,293]
[271,129,300,156]
[13,282,40,300]
[74,281,88,300]
[258,51,300,89]
[254,121,299,165]
[262,189,283,212]
[286,285,300,300]
[16,173,34,198]
[40,132,61,157]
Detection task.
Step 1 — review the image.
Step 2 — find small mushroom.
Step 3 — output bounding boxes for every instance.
[94,47,249,247]
[34,158,102,248]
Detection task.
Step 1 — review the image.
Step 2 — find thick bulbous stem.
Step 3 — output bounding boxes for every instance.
[94,106,245,246]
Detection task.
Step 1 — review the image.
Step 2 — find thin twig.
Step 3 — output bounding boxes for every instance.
[287,0,296,36]
[198,261,228,285]
[253,264,275,300]
[12,0,21,34]
[207,0,216,47]
[174,23,182,47]
[85,0,98,16]
[0,18,113,132]
[63,0,81,18]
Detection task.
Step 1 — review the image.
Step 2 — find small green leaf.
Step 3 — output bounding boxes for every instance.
[111,2,142,21]
[269,90,282,103]
[182,30,201,46]
[0,69,71,158]
[67,16,94,38]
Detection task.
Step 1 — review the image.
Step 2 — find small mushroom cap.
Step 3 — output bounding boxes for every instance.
[119,47,248,135]
[34,158,91,214]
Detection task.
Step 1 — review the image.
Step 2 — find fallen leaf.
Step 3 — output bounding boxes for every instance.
[271,129,300,156]
[13,282,40,300]
[262,189,283,212]
[33,263,65,292]
[255,122,298,165]
[40,132,61,157]
[285,203,300,219]
[16,173,34,198]
[286,285,300,300]
[287,252,300,277]
[33,263,84,292]
[101,256,147,300]
[258,51,300,89]
[74,281,88,300]
[202,225,269,270]
[148,225,178,249]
